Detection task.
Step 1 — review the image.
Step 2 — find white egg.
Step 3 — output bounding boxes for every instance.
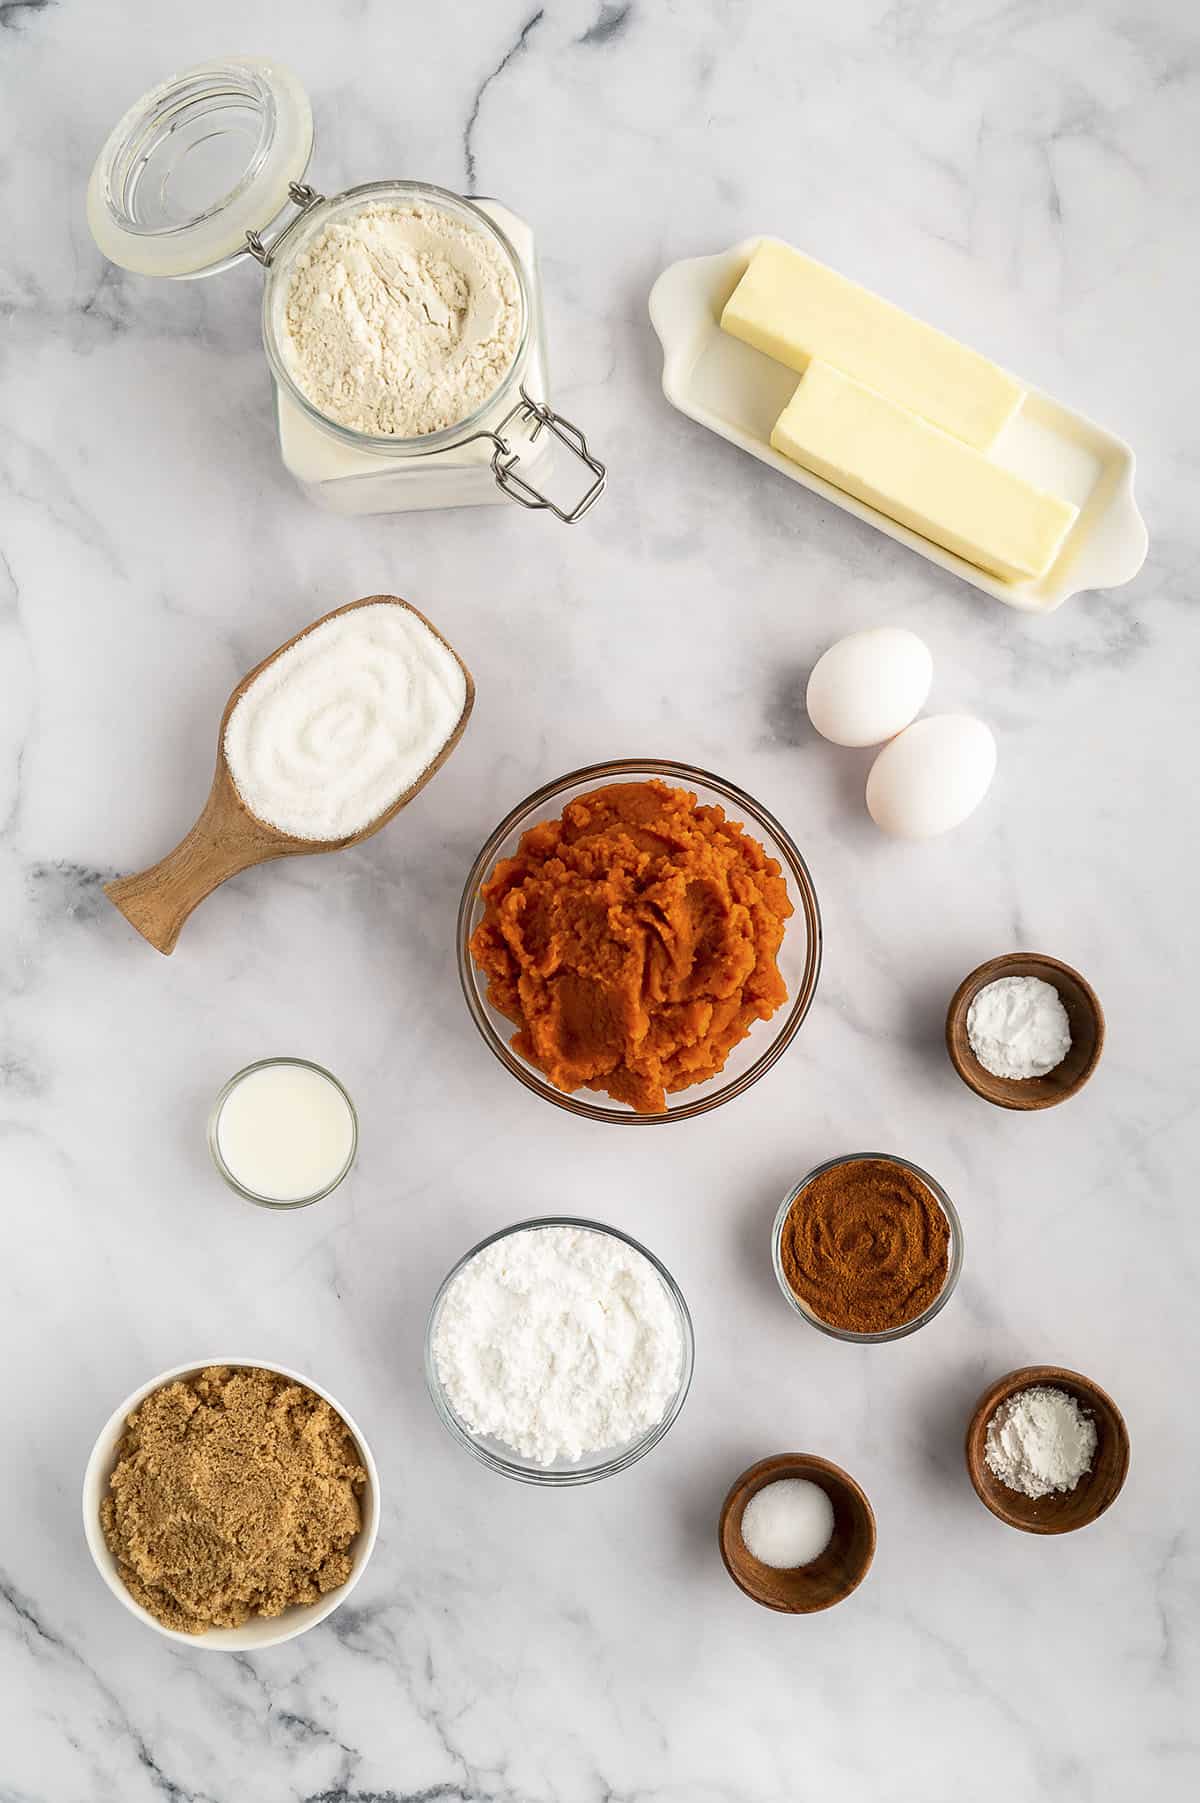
[866,714,996,839]
[805,627,933,748]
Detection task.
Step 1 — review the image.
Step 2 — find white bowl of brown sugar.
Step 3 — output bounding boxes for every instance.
[82,1359,380,1649]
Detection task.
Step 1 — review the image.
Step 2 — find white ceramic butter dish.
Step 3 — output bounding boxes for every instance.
[648,241,1147,613]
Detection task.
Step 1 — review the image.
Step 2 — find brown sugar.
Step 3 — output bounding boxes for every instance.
[780,1157,950,1334]
[469,780,793,1113]
[100,1365,367,1633]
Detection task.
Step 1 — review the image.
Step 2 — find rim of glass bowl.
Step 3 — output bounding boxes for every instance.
[456,758,822,1124]
[424,1215,696,1486]
[260,180,533,457]
[771,1153,964,1343]
[207,1057,359,1210]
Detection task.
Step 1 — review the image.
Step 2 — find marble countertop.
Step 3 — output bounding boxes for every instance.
[3,1,1198,1797]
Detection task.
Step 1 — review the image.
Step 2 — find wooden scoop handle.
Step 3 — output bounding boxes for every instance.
[104,784,266,955]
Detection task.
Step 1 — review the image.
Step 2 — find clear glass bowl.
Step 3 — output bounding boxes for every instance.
[772,1153,964,1343]
[456,759,822,1123]
[208,1057,358,1209]
[424,1216,695,1485]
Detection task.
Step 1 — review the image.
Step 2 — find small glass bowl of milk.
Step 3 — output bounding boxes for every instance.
[209,1058,358,1209]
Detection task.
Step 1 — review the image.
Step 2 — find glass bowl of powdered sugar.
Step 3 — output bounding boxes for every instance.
[424,1217,694,1485]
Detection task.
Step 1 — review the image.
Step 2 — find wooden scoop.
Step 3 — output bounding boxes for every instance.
[105,595,474,954]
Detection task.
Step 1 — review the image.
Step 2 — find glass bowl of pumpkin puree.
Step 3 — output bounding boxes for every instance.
[457,759,821,1123]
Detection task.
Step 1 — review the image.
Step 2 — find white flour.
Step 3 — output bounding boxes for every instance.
[432,1226,684,1465]
[281,202,521,438]
[984,1386,1098,1499]
[224,602,467,841]
[967,974,1071,1079]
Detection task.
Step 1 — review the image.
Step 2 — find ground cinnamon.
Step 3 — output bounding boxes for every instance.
[780,1157,950,1334]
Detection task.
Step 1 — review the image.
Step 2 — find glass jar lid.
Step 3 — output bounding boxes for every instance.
[87,57,313,278]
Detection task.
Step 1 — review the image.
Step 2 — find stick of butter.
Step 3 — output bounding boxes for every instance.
[771,362,1077,583]
[721,240,1024,451]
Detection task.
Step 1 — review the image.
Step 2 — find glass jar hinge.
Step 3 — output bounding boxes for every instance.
[245,182,326,267]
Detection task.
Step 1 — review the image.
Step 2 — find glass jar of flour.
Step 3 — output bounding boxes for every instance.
[87,59,604,521]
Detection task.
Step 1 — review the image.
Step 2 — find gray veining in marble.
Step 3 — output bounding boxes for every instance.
[2,1,1198,1798]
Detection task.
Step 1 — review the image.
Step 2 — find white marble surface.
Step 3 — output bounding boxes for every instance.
[2,1,1198,1797]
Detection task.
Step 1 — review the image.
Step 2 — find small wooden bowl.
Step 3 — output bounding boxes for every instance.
[718,1454,876,1613]
[946,952,1104,1111]
[966,1365,1129,1535]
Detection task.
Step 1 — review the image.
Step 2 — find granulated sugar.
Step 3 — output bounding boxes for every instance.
[224,602,467,841]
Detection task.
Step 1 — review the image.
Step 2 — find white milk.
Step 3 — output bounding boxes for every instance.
[214,1061,356,1203]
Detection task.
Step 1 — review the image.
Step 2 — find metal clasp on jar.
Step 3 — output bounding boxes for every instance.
[461,389,606,524]
[245,181,326,267]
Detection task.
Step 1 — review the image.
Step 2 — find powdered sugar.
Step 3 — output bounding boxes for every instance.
[280,202,521,438]
[432,1225,685,1466]
[984,1386,1097,1498]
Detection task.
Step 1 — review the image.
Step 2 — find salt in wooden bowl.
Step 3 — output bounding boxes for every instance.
[718,1453,876,1612]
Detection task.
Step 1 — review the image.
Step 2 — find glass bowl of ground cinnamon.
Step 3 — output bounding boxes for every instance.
[772,1154,963,1342]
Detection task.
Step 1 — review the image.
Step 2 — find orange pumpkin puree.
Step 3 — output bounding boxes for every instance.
[470,780,792,1113]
